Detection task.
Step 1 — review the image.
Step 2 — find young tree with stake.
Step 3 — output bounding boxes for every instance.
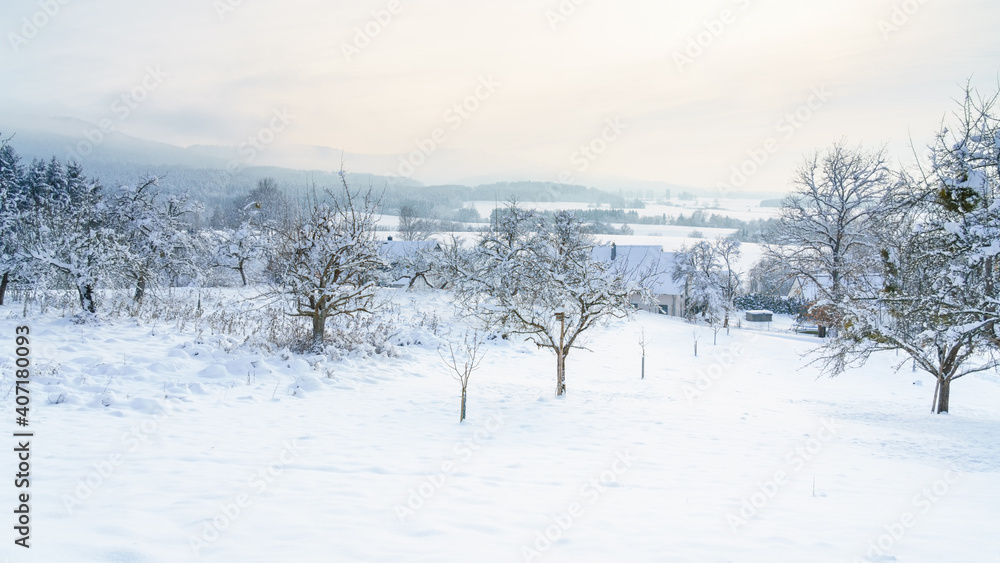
[440,331,486,422]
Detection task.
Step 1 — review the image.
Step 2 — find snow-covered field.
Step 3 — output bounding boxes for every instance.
[2,290,999,562]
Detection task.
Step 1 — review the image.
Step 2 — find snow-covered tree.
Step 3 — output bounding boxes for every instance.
[415,235,472,291]
[672,236,742,342]
[819,196,999,413]
[923,82,1000,347]
[454,203,650,396]
[212,222,269,286]
[0,135,26,304]
[818,83,1000,413]
[765,143,899,333]
[272,174,386,352]
[22,158,124,313]
[108,178,202,304]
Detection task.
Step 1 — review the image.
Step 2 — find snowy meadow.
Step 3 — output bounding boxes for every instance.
[1,287,999,562]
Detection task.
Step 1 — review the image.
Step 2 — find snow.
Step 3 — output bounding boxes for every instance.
[3,290,1000,562]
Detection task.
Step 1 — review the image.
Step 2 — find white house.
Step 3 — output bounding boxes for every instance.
[378,238,442,289]
[592,243,687,317]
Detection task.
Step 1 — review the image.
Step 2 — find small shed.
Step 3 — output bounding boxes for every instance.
[745,310,774,323]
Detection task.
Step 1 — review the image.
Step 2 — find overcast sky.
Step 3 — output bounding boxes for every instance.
[2,0,999,192]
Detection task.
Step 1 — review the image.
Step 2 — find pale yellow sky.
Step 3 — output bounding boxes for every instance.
[2,0,998,192]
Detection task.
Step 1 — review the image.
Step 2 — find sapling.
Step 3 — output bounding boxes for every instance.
[638,328,649,379]
[440,331,486,423]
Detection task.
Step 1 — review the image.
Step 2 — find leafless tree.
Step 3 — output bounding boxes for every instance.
[439,331,486,422]
[398,204,440,241]
[764,142,900,333]
[638,328,648,379]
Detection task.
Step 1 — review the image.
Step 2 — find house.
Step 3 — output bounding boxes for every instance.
[378,238,442,289]
[591,243,687,317]
[786,273,883,302]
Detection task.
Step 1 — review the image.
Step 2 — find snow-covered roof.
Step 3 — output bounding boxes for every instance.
[791,273,883,301]
[591,244,684,296]
[378,240,440,259]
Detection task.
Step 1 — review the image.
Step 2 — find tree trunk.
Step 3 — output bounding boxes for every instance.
[555,352,566,396]
[133,275,147,304]
[79,284,96,314]
[641,355,645,380]
[818,325,827,338]
[460,386,467,422]
[238,261,248,286]
[0,271,8,306]
[936,377,951,414]
[310,312,327,352]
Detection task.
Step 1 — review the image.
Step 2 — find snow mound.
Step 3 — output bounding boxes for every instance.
[198,364,229,379]
[288,375,324,396]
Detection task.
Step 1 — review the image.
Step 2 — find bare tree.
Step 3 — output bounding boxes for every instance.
[274,174,386,352]
[765,142,898,334]
[638,328,648,379]
[397,204,439,241]
[439,331,486,422]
